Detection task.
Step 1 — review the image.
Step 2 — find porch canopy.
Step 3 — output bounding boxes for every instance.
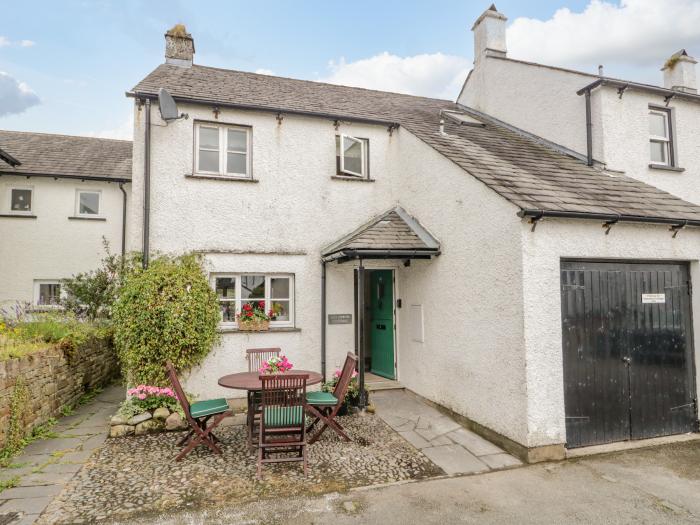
[321,206,441,263]
[320,206,440,408]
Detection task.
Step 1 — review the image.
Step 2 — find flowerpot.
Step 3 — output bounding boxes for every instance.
[337,403,349,416]
[238,318,270,332]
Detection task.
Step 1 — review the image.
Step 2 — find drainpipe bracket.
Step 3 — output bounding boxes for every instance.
[670,221,687,238]
[602,217,619,235]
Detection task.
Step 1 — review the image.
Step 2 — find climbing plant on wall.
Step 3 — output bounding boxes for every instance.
[112,253,220,385]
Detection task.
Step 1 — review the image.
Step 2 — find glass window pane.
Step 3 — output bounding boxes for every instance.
[342,136,363,175]
[215,277,235,299]
[220,302,235,322]
[39,283,60,305]
[227,129,247,152]
[241,275,265,299]
[199,126,219,149]
[11,189,31,211]
[271,301,290,322]
[79,192,99,215]
[650,140,667,163]
[649,112,667,137]
[198,150,219,172]
[271,278,289,299]
[226,152,247,175]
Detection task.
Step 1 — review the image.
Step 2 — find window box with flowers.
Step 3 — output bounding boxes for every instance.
[237,301,274,331]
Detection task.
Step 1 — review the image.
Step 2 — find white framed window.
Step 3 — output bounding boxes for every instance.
[212,273,294,328]
[336,134,369,178]
[649,108,674,166]
[195,122,251,178]
[33,280,63,307]
[75,190,101,216]
[9,187,33,214]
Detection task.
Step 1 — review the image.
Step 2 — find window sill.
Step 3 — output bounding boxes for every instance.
[68,216,107,221]
[649,164,685,172]
[0,213,36,219]
[331,175,375,183]
[187,174,258,183]
[218,326,301,334]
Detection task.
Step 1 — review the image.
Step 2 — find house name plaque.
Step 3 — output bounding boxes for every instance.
[328,314,352,325]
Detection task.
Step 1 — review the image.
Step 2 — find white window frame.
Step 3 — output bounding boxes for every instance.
[649,108,673,167]
[33,280,64,308]
[8,186,33,215]
[75,189,102,217]
[338,134,368,178]
[211,273,294,328]
[194,122,252,179]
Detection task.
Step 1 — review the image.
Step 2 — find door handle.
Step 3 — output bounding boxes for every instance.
[376,324,386,330]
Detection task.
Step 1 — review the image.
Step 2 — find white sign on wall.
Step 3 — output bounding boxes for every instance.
[410,304,424,343]
[642,293,666,304]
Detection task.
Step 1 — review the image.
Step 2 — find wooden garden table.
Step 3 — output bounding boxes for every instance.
[218,370,323,449]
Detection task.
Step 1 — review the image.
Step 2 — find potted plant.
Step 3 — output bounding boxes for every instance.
[237,301,274,331]
[322,367,365,415]
[259,354,293,374]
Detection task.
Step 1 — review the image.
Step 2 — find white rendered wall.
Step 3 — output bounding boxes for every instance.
[521,219,700,447]
[597,87,700,205]
[459,56,598,158]
[0,175,128,307]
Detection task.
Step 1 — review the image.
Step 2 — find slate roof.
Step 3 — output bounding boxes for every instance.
[322,206,441,260]
[131,64,700,225]
[0,130,132,182]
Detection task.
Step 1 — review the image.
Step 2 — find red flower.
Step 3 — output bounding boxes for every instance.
[258,301,265,309]
[243,303,252,311]
[246,311,252,318]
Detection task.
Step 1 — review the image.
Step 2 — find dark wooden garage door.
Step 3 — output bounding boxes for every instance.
[561,260,697,448]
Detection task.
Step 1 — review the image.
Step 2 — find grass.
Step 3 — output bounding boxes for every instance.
[0,476,19,494]
[0,334,46,361]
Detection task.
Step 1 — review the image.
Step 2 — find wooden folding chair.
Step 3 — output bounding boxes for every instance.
[257,373,308,479]
[305,352,358,445]
[246,348,281,449]
[166,362,232,461]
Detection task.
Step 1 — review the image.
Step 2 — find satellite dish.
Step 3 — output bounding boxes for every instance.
[158,88,188,122]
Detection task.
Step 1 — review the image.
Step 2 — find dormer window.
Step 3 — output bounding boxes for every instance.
[195,122,251,178]
[336,135,369,178]
[649,108,674,167]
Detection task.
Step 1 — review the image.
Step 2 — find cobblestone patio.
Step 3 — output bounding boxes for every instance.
[37,412,443,524]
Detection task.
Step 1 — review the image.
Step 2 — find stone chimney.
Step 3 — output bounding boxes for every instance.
[165,24,195,68]
[472,4,507,66]
[662,49,697,94]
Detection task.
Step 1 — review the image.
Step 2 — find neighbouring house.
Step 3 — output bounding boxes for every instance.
[126,11,700,463]
[460,5,700,206]
[0,131,131,308]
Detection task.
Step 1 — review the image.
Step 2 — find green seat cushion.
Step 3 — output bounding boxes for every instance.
[190,398,229,418]
[306,391,338,406]
[264,406,303,427]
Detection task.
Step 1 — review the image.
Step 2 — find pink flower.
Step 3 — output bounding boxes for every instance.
[137,393,146,400]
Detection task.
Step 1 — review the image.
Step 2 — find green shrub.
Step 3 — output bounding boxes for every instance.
[112,253,220,386]
[61,239,140,321]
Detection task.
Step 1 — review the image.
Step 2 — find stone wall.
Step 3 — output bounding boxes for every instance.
[0,337,120,448]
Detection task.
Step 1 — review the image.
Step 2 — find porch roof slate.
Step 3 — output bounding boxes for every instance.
[321,206,440,259]
[0,130,132,182]
[131,64,700,226]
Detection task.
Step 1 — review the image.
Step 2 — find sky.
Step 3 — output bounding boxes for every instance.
[2,0,700,140]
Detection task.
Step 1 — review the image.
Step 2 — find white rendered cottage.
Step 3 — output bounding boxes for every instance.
[0,132,131,309]
[127,19,700,462]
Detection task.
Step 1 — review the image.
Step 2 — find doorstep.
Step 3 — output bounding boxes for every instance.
[365,373,405,392]
[566,432,700,459]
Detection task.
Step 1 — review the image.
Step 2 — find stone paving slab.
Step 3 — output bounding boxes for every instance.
[373,390,522,475]
[0,384,124,525]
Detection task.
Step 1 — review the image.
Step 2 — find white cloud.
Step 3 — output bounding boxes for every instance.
[320,52,469,99]
[0,36,36,48]
[255,68,274,75]
[507,0,700,72]
[0,72,40,117]
[84,114,133,141]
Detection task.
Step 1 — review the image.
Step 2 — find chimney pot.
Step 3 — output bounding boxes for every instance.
[165,24,195,68]
[662,49,697,94]
[472,4,507,66]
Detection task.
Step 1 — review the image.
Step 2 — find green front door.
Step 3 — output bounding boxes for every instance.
[369,270,395,379]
